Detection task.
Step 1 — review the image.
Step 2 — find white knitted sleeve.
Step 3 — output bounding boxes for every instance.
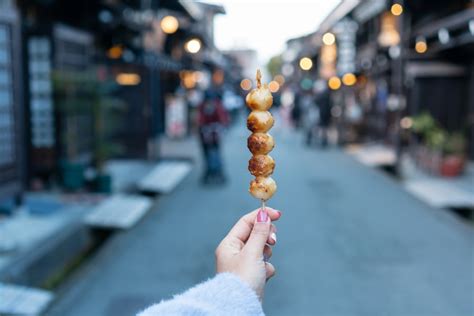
[137,273,264,316]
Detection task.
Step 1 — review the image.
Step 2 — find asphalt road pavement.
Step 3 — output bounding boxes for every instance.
[48,123,473,316]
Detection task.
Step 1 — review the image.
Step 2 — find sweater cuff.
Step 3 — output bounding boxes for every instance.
[138,273,264,316]
[184,273,264,315]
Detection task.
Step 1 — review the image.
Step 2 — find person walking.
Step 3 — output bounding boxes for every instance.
[316,87,332,148]
[301,92,319,146]
[137,207,281,316]
[197,89,229,184]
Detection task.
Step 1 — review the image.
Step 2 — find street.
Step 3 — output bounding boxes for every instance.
[1,1,474,315]
[48,121,473,316]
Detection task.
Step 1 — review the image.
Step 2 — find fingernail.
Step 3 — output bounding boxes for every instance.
[276,210,282,217]
[257,209,268,223]
[270,232,277,243]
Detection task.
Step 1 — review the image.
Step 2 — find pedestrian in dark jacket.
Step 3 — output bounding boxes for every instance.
[316,88,332,148]
[197,89,229,184]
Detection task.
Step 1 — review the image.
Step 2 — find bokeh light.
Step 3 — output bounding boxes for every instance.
[212,69,224,85]
[274,74,285,85]
[116,73,141,85]
[299,57,313,71]
[185,38,201,53]
[391,3,403,16]
[268,80,280,93]
[322,32,336,45]
[281,90,295,108]
[160,15,179,34]
[181,71,197,89]
[400,117,413,129]
[300,78,313,90]
[342,73,357,86]
[328,76,341,90]
[415,38,427,53]
[240,78,252,91]
[107,45,123,59]
[282,64,294,76]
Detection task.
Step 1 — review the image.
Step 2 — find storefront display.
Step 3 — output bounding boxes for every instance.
[0,8,22,201]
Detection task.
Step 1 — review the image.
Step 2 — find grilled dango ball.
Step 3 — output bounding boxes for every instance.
[248,154,275,177]
[246,84,273,111]
[247,111,274,133]
[247,133,274,155]
[249,176,277,201]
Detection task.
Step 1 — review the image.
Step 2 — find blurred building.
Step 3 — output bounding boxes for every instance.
[287,0,474,164]
[404,0,474,159]
[0,0,23,204]
[0,0,231,199]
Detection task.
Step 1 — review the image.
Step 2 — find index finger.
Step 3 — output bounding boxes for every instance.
[225,207,281,245]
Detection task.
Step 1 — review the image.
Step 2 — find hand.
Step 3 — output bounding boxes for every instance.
[215,207,281,301]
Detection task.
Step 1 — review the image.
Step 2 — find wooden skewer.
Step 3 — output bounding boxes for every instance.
[256,69,262,88]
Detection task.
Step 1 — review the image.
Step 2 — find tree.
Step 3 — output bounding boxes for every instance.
[266,54,283,78]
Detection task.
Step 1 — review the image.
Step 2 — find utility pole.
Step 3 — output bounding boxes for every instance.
[392,0,407,176]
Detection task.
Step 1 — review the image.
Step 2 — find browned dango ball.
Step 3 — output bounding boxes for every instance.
[248,154,275,177]
[246,84,273,111]
[247,110,274,133]
[249,176,277,201]
[246,69,277,202]
[247,132,274,155]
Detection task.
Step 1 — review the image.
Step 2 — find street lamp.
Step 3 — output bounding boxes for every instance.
[322,32,335,45]
[328,76,341,90]
[378,12,400,47]
[185,38,201,54]
[240,79,252,91]
[390,3,403,16]
[116,73,141,86]
[415,37,427,53]
[342,73,357,86]
[299,57,313,71]
[160,15,179,34]
[107,45,123,59]
[268,80,280,93]
[438,28,450,44]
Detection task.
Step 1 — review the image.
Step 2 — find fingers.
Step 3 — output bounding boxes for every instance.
[225,207,281,247]
[244,209,272,257]
[267,224,277,245]
[263,244,272,261]
[265,262,276,280]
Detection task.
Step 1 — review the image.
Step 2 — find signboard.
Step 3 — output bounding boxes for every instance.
[165,94,188,138]
[28,37,54,149]
[0,8,22,200]
[354,0,387,24]
[334,18,358,76]
[0,24,15,167]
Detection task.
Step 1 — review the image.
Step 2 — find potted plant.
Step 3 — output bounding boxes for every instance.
[411,112,436,141]
[54,69,124,192]
[92,70,125,193]
[54,70,96,191]
[410,112,468,177]
[440,132,466,177]
[411,112,437,169]
[425,126,447,174]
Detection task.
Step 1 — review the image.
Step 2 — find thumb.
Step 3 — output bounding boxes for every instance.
[244,209,271,258]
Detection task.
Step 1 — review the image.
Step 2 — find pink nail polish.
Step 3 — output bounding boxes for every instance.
[257,209,268,223]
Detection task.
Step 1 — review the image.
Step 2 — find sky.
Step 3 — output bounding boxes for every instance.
[203,0,341,63]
